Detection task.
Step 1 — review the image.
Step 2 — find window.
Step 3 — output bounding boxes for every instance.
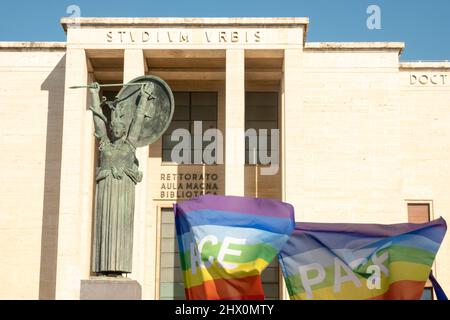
[245,92,279,164]
[159,207,280,300]
[407,203,430,224]
[159,207,185,300]
[407,202,433,299]
[162,92,218,163]
[261,260,280,300]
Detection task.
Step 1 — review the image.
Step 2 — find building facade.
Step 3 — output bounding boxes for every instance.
[0,17,449,299]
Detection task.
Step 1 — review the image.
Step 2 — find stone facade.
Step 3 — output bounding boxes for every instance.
[0,17,449,299]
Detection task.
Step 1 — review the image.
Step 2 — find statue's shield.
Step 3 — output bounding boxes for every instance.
[116,75,175,147]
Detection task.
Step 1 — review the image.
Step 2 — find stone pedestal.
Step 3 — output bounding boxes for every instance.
[80,278,142,300]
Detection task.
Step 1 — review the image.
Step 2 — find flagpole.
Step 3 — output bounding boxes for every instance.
[69,83,148,89]
[254,148,258,198]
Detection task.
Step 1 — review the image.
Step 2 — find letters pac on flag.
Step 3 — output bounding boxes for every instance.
[174,195,295,300]
[279,218,447,300]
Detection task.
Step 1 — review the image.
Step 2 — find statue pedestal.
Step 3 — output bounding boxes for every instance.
[80,277,142,300]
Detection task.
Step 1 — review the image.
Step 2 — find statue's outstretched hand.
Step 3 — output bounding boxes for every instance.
[89,82,105,120]
[90,82,101,95]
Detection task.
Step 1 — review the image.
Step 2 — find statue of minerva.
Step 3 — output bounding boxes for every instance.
[83,76,174,276]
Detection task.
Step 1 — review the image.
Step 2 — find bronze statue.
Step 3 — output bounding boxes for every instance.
[84,76,174,276]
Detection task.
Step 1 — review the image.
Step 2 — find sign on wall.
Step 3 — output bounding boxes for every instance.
[159,173,220,199]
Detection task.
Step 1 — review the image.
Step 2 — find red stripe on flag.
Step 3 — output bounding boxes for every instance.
[185,275,265,300]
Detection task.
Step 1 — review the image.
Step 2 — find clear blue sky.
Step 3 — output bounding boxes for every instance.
[0,0,449,60]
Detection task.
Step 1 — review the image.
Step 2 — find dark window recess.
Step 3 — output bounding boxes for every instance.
[245,92,279,165]
[162,92,218,163]
[407,203,430,223]
[159,208,185,300]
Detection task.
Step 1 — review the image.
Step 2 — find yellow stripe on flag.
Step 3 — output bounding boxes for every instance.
[183,258,270,289]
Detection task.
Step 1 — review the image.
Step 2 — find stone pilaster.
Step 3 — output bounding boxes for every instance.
[123,49,148,294]
[225,49,245,196]
[281,48,303,300]
[55,48,90,299]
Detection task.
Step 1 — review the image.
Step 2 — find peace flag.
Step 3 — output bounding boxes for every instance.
[279,218,447,300]
[174,195,295,300]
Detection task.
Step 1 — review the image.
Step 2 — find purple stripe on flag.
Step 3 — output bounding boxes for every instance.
[294,217,446,242]
[176,194,294,219]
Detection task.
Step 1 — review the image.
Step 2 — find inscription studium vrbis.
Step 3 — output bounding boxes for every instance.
[159,173,220,200]
[106,29,262,44]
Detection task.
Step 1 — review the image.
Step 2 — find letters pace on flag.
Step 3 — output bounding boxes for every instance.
[174,195,295,300]
[279,218,447,300]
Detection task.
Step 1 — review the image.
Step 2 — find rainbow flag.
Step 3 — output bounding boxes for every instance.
[279,218,447,300]
[174,195,295,300]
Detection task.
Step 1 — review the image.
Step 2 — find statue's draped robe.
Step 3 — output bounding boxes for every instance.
[92,138,142,273]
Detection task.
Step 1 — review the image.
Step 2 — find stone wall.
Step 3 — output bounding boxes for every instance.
[0,46,66,299]
[288,47,450,292]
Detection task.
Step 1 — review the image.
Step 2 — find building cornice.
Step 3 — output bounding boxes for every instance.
[61,17,309,30]
[61,17,310,42]
[0,42,66,50]
[400,61,450,70]
[305,42,405,54]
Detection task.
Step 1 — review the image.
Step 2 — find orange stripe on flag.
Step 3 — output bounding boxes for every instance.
[370,280,427,300]
[185,275,265,300]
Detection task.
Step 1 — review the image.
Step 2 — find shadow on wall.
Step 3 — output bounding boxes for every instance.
[38,55,66,300]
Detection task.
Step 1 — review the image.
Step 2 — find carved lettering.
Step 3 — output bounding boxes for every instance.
[419,75,429,85]
[106,31,113,43]
[231,31,239,43]
[105,29,263,44]
[205,31,212,42]
[167,31,174,42]
[219,31,227,42]
[180,32,189,42]
[431,74,439,85]
[254,31,261,42]
[118,31,125,43]
[142,31,150,42]
[410,73,448,86]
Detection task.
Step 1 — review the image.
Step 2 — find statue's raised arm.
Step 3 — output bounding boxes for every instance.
[127,83,156,147]
[89,82,109,141]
